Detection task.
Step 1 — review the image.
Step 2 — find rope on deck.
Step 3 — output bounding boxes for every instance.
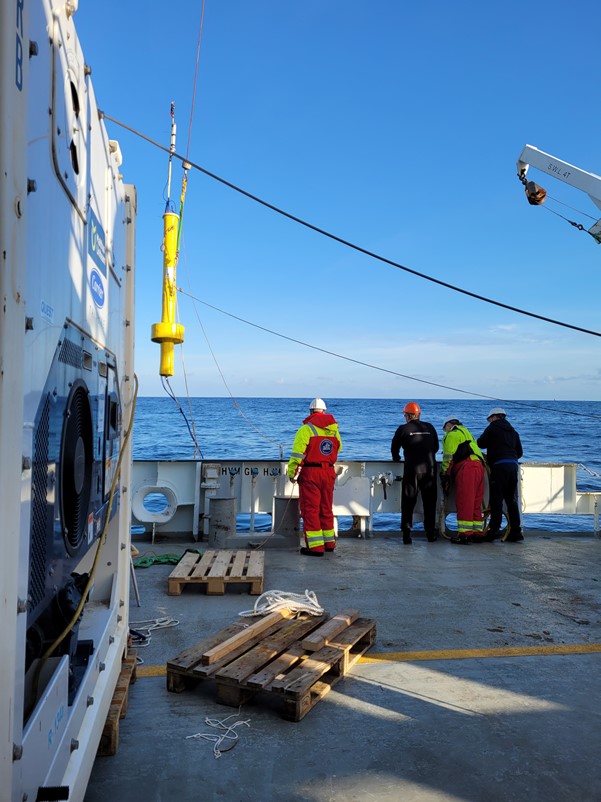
[238,589,323,618]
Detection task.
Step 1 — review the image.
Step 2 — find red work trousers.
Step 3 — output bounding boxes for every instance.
[299,465,335,535]
[453,458,485,534]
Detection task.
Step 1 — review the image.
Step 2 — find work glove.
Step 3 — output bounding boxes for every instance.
[440,474,451,495]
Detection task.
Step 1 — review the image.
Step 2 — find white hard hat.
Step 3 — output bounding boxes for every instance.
[443,415,461,428]
[487,407,506,419]
[309,397,327,412]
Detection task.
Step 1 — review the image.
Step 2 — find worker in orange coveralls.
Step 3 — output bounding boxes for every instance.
[287,398,342,556]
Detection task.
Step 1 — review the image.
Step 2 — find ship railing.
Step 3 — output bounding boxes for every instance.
[130,459,601,541]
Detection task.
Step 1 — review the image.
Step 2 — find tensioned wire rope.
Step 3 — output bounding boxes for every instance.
[98,111,601,429]
[176,247,600,496]
[98,111,600,339]
[178,288,601,422]
[180,257,287,457]
[518,171,601,237]
[138,18,286,458]
[155,0,209,458]
[171,0,293,458]
[543,194,599,227]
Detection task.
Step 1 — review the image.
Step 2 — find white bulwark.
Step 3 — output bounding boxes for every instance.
[130,459,601,540]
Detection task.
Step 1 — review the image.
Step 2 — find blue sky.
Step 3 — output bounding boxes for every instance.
[76,0,600,401]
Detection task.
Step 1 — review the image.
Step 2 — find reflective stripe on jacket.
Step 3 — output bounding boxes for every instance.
[287,413,342,478]
[304,423,340,465]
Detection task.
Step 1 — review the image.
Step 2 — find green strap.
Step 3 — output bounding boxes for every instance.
[133,548,202,569]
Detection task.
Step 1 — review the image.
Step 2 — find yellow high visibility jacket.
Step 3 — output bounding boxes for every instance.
[287,414,342,480]
[441,424,483,474]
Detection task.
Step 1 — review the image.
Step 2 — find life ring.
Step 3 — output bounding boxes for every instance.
[132,483,178,525]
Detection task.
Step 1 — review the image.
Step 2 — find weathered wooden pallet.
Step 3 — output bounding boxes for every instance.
[167,549,264,596]
[166,610,376,721]
[97,651,138,757]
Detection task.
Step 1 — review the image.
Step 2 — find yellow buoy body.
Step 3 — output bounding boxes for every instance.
[151,211,185,376]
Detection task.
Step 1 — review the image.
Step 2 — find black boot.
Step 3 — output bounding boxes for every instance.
[300,547,324,557]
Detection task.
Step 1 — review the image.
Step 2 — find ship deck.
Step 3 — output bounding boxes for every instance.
[85,529,601,802]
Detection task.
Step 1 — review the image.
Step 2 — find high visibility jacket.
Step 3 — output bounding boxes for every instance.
[441,424,483,474]
[287,412,342,479]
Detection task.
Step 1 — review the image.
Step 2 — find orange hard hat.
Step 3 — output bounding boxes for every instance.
[404,402,420,415]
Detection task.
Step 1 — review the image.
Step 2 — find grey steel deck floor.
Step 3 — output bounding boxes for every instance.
[85,532,601,802]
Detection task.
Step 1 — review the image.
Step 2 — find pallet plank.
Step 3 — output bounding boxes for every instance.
[300,609,359,651]
[230,550,248,577]
[201,609,293,665]
[167,622,248,672]
[216,615,327,685]
[329,618,377,649]
[189,619,294,678]
[246,550,264,579]
[207,549,235,578]
[97,650,138,757]
[168,550,204,580]
[167,617,296,688]
[166,622,249,692]
[269,646,344,696]
[278,621,377,721]
[269,618,376,692]
[328,618,377,676]
[206,578,226,595]
[189,551,218,578]
[282,678,332,722]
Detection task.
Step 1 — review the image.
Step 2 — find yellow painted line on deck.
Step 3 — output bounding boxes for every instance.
[138,665,168,677]
[360,643,601,663]
[137,642,601,677]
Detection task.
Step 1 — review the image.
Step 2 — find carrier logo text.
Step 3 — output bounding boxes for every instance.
[90,269,105,308]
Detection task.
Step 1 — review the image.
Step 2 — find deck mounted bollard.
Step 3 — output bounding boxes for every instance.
[208,497,236,547]
[272,495,300,542]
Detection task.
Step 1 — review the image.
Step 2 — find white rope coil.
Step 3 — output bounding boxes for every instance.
[186,712,251,758]
[129,616,179,647]
[238,589,323,618]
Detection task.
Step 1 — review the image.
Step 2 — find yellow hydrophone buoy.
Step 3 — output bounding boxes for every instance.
[150,210,185,377]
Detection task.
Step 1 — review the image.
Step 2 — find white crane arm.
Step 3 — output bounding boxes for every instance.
[517,145,601,210]
[517,144,601,242]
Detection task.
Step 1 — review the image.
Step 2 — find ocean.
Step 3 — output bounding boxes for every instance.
[131,397,601,533]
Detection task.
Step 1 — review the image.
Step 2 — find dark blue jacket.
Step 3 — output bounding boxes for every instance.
[477,419,523,466]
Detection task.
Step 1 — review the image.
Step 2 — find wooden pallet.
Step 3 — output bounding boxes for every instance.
[166,610,376,721]
[167,549,264,596]
[97,651,138,757]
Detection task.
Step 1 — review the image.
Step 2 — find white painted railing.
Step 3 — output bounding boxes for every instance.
[130,460,601,539]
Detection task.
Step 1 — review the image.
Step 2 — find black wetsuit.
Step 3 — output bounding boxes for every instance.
[391,420,439,535]
[477,418,523,534]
